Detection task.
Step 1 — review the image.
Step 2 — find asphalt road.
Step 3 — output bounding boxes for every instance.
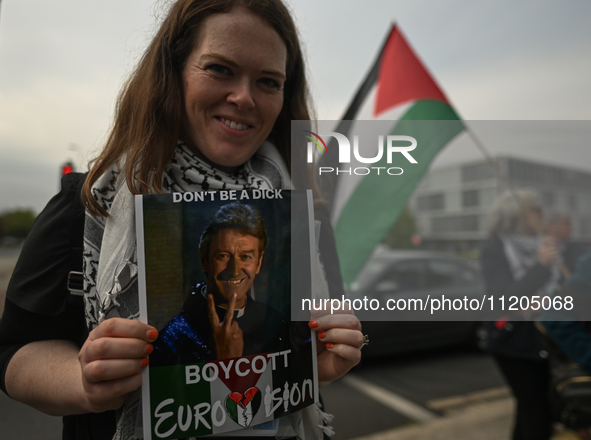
[322,347,506,439]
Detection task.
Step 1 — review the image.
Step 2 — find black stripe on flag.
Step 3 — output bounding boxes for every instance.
[318,24,396,205]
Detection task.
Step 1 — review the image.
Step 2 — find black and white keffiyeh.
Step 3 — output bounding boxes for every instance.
[82,141,334,440]
[82,140,292,439]
[499,233,561,296]
[83,140,290,328]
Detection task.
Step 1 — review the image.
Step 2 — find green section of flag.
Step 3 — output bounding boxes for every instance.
[225,397,239,423]
[149,364,213,439]
[334,100,464,284]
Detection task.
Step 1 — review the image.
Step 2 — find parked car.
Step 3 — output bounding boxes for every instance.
[347,249,485,357]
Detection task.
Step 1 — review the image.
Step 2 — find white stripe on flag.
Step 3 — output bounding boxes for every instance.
[329,86,413,225]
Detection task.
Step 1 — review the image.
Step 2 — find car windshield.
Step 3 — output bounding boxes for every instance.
[349,259,390,292]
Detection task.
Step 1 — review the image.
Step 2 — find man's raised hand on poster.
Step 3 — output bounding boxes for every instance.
[208,293,244,359]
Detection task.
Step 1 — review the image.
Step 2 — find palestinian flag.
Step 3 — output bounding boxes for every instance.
[320,24,465,285]
[146,352,316,439]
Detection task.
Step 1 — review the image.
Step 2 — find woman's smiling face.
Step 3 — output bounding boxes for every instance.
[181,6,287,173]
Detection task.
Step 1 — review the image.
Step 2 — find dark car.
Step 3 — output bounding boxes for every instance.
[347,248,485,357]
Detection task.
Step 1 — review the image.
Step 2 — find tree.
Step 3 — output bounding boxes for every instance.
[0,209,37,239]
[383,206,417,249]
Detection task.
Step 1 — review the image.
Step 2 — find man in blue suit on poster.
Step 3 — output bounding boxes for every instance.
[151,202,288,366]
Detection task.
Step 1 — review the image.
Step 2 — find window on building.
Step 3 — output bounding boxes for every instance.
[567,194,578,211]
[462,190,480,207]
[417,193,445,211]
[431,215,479,233]
[508,161,518,181]
[463,215,479,231]
[581,217,591,236]
[461,163,494,183]
[542,191,555,207]
[432,217,445,233]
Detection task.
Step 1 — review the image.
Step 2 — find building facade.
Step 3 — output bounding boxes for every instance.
[409,156,591,251]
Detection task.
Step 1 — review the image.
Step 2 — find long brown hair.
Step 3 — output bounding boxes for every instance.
[82,0,313,216]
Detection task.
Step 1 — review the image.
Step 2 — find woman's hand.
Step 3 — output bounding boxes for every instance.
[538,236,558,266]
[78,318,158,413]
[308,303,364,385]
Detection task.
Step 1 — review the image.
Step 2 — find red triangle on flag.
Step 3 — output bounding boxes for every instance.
[214,354,267,394]
[374,26,448,116]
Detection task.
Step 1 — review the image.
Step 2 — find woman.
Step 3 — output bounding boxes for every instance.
[481,189,558,440]
[0,1,364,438]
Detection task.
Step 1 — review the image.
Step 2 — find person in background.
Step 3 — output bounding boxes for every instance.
[545,210,585,278]
[540,206,590,385]
[480,189,558,440]
[542,249,591,372]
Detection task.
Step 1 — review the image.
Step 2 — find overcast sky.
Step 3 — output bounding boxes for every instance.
[1,0,590,213]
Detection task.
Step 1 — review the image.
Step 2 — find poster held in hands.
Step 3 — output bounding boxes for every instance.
[135,189,317,440]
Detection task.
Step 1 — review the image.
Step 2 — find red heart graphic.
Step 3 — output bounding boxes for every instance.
[243,388,258,406]
[228,392,243,405]
[225,387,262,428]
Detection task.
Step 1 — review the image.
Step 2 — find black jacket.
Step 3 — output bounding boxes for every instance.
[480,235,552,360]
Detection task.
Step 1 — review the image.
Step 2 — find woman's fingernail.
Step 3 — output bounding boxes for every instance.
[326,343,334,349]
[148,329,159,341]
[318,331,326,339]
[308,321,319,328]
[141,358,150,368]
[146,343,154,355]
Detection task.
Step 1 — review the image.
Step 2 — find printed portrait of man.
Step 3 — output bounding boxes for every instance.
[150,202,289,367]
